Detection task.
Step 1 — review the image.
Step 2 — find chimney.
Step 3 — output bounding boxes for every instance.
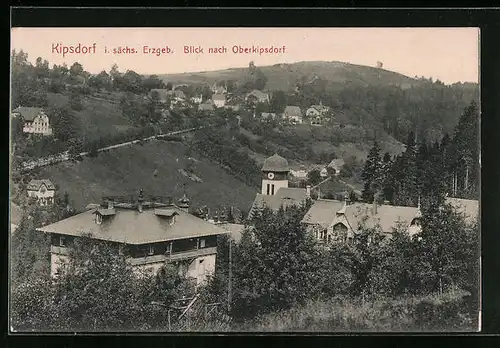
[137,189,144,213]
[306,185,311,198]
[107,199,114,210]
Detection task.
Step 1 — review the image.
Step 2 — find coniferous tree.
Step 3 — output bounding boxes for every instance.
[361,141,382,202]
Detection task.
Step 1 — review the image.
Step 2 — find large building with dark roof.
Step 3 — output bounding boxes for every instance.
[248,154,309,218]
[37,191,229,285]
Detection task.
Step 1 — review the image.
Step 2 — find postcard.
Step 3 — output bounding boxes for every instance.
[9,26,480,333]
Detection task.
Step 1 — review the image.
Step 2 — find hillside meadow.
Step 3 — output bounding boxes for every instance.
[35,139,258,213]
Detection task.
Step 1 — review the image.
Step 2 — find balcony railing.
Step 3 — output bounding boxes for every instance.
[128,247,217,266]
[51,245,70,255]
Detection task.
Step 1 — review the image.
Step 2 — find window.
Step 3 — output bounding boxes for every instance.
[199,238,206,248]
[271,184,275,195]
[266,184,270,195]
[95,214,102,225]
[148,245,154,256]
[59,236,66,247]
[199,259,204,264]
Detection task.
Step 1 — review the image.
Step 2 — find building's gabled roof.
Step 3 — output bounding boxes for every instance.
[249,187,308,218]
[262,153,289,172]
[246,90,269,100]
[446,197,479,224]
[302,199,420,233]
[308,105,331,113]
[12,107,44,122]
[284,106,302,117]
[328,158,345,170]
[27,179,56,191]
[345,203,419,233]
[37,204,229,245]
[301,199,344,229]
[212,94,226,101]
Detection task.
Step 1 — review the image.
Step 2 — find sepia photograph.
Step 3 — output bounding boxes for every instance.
[9,26,480,333]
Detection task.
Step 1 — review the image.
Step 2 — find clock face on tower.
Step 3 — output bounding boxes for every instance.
[267,172,275,180]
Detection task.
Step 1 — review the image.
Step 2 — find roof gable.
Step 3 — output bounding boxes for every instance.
[284,106,302,116]
[12,107,44,122]
[27,179,56,191]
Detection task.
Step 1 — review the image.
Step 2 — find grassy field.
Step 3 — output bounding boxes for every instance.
[159,61,424,92]
[37,139,258,213]
[233,290,477,332]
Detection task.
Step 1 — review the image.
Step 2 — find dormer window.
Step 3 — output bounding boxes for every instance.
[59,235,66,247]
[199,238,206,248]
[148,245,154,256]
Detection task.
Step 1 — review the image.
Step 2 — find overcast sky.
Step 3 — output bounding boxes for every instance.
[11,27,479,84]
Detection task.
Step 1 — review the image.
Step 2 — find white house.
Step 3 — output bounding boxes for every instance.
[212,94,226,108]
[26,179,56,206]
[12,107,53,136]
[320,167,329,178]
[190,94,203,104]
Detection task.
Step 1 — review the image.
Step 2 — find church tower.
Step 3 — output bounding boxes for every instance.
[261,153,289,196]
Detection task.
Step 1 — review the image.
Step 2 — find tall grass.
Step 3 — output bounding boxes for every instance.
[232,290,477,332]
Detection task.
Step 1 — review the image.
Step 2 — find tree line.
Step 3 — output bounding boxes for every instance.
[361,100,479,204]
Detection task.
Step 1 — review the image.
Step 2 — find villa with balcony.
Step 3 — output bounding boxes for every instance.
[37,191,229,285]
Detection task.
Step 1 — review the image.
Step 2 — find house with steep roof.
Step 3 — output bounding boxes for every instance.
[37,191,229,284]
[12,107,53,136]
[307,104,332,126]
[283,106,303,124]
[26,179,56,206]
[301,198,422,244]
[246,90,270,104]
[212,94,226,108]
[327,158,345,176]
[248,154,310,218]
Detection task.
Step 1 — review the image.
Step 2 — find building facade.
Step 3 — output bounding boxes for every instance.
[12,107,53,136]
[37,192,228,285]
[26,179,56,206]
[212,94,226,108]
[302,198,423,245]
